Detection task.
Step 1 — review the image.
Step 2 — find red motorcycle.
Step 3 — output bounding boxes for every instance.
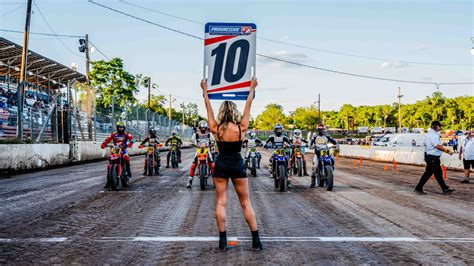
[105,145,129,191]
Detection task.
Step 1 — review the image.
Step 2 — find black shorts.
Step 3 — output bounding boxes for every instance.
[463,159,474,170]
[213,154,247,179]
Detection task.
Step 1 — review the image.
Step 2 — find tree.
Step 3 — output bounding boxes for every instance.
[89,58,138,110]
[181,102,200,125]
[255,104,287,130]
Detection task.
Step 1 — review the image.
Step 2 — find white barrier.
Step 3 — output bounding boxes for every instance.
[339,145,464,170]
[1,142,189,173]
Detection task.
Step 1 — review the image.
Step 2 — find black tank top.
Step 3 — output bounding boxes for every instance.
[216,124,242,156]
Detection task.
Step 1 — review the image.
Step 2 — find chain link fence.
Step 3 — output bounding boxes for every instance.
[0,78,193,143]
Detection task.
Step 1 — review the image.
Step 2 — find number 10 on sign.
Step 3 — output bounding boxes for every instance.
[203,22,257,100]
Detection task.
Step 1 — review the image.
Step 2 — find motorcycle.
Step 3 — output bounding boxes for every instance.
[140,143,162,176]
[247,147,260,177]
[292,143,306,177]
[106,145,129,191]
[196,143,211,190]
[313,146,336,191]
[169,144,180,169]
[266,144,290,192]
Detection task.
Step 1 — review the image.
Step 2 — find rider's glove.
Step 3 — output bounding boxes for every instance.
[127,142,134,148]
[138,145,144,149]
[100,143,106,149]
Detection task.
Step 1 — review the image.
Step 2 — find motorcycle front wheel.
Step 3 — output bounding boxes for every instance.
[109,163,121,191]
[325,165,334,191]
[199,164,207,190]
[278,164,287,192]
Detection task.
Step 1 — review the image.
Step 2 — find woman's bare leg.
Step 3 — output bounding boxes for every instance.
[214,177,229,232]
[232,178,257,231]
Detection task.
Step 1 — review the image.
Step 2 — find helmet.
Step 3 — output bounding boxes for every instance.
[198,120,208,133]
[293,129,302,139]
[274,123,284,137]
[116,121,126,133]
[171,130,177,136]
[149,127,156,136]
[317,124,326,135]
[248,130,256,139]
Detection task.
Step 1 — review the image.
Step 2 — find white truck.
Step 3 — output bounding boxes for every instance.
[370,127,383,134]
[357,126,369,134]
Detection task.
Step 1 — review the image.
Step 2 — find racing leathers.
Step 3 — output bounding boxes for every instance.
[101,132,135,178]
[165,135,183,167]
[243,137,263,169]
[188,131,215,186]
[139,135,161,174]
[310,133,338,178]
[289,137,309,176]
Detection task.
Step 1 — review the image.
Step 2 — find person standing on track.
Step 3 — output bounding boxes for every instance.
[415,121,455,195]
[459,130,473,184]
[201,78,262,251]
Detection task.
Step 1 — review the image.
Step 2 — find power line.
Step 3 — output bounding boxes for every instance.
[88,0,474,86]
[0,29,82,38]
[33,1,83,58]
[2,3,25,16]
[119,0,472,68]
[88,40,111,60]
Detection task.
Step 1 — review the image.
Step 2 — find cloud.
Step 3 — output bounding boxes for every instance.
[380,61,410,69]
[258,50,310,68]
[415,44,431,51]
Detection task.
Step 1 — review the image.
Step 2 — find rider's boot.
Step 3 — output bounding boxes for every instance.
[251,230,263,251]
[310,176,316,188]
[143,165,147,175]
[186,177,193,188]
[287,180,292,189]
[126,162,132,178]
[166,155,170,168]
[219,231,228,251]
[104,181,111,189]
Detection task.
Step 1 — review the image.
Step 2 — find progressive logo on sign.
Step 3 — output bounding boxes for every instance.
[204,22,257,100]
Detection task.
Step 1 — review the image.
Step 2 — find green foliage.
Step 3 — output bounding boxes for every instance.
[89,58,138,109]
[255,104,288,130]
[256,93,473,131]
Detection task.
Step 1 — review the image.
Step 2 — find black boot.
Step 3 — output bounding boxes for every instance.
[287,180,292,189]
[303,161,309,176]
[251,230,263,251]
[104,181,110,189]
[219,231,228,251]
[310,176,316,188]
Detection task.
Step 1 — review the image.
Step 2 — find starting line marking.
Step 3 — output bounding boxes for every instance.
[255,191,291,194]
[2,237,474,243]
[99,190,143,193]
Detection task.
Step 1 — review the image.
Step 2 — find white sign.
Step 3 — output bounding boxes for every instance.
[203,22,257,100]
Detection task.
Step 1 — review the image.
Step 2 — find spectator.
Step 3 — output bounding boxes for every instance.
[415,121,455,195]
[412,139,416,146]
[459,131,473,184]
[452,137,458,153]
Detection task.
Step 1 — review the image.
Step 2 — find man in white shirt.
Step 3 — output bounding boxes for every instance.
[415,121,455,195]
[459,130,473,184]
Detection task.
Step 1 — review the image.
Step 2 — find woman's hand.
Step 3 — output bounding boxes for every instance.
[250,78,258,91]
[201,79,208,94]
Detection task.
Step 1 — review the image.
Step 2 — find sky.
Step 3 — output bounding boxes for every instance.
[1,0,473,116]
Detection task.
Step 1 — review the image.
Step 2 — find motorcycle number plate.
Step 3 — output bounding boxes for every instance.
[147,147,155,152]
[111,148,121,155]
[321,150,330,156]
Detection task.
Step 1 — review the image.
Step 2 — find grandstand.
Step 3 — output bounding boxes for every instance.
[0,37,86,142]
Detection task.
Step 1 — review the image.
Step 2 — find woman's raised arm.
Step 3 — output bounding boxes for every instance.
[201,79,218,134]
[240,78,257,132]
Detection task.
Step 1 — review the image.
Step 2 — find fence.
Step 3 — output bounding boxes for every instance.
[0,79,193,143]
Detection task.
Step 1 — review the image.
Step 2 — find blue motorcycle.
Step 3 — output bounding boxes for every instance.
[314,146,336,191]
[266,144,290,192]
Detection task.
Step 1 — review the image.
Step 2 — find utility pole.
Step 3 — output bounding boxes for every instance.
[397,87,403,133]
[168,94,172,121]
[85,34,93,140]
[17,0,33,141]
[317,93,321,124]
[147,77,151,129]
[181,103,185,125]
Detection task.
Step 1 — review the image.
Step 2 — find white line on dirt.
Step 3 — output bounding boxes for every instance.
[2,237,474,243]
[99,191,143,193]
[255,191,291,194]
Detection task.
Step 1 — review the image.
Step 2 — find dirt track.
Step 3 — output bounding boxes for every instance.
[0,149,473,264]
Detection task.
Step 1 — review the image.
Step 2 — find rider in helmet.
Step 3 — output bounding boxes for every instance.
[165,129,183,168]
[264,123,292,186]
[242,130,263,169]
[100,121,135,187]
[310,124,338,187]
[187,120,215,188]
[138,127,161,175]
[289,129,309,176]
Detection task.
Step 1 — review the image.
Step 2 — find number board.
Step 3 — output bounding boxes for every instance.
[204,22,256,100]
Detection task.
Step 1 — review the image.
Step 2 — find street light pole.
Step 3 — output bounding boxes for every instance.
[17,0,33,141]
[397,87,403,133]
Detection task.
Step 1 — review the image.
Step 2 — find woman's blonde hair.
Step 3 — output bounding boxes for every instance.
[216,100,241,140]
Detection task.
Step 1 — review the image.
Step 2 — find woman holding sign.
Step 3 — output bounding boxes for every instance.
[201,78,262,251]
